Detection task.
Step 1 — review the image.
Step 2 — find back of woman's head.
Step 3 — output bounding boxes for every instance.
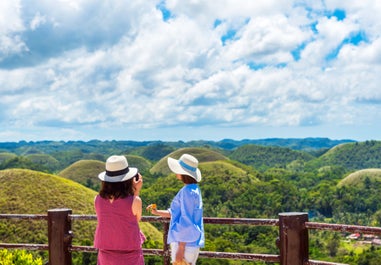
[99,179,134,199]
[181,174,197,184]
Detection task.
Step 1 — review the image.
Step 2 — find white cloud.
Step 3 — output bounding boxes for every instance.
[223,15,308,65]
[30,12,47,30]
[0,1,28,60]
[0,0,381,141]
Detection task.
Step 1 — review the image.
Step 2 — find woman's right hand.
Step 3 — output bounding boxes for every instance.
[147,205,171,218]
[146,204,157,214]
[133,173,143,196]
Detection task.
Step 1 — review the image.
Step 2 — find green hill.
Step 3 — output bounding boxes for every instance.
[58,156,152,190]
[229,144,314,171]
[58,159,104,190]
[124,154,152,174]
[199,160,260,217]
[0,169,162,248]
[130,143,176,162]
[0,152,17,164]
[338,168,381,188]
[150,147,227,176]
[0,168,97,247]
[307,141,381,171]
[24,153,61,172]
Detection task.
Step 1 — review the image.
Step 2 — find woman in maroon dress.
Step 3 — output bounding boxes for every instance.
[94,155,145,265]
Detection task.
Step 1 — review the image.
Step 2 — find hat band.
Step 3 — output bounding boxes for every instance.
[179,160,196,172]
[106,167,129,177]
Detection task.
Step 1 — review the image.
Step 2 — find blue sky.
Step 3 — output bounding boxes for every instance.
[1,0,381,142]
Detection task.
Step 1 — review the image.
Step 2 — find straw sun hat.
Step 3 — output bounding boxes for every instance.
[98,155,138,182]
[167,154,201,182]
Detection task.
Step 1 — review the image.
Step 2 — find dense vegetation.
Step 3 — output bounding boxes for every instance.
[0,138,381,265]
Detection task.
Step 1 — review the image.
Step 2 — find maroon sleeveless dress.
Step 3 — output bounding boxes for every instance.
[94,195,145,265]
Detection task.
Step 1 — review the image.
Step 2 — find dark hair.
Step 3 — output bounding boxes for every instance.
[99,178,134,199]
[181,174,197,184]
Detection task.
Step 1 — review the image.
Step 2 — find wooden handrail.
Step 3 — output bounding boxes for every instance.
[1,211,381,265]
[305,222,381,234]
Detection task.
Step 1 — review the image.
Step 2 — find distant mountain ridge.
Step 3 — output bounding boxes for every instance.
[0,137,355,155]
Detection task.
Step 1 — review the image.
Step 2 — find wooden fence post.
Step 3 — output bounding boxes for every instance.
[279,212,309,265]
[163,222,171,265]
[48,209,72,265]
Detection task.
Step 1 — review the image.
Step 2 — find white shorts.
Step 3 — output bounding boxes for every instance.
[170,242,200,265]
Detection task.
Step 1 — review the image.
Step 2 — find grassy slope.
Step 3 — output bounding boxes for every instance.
[229,144,314,170]
[0,152,17,164]
[200,160,260,217]
[58,156,153,188]
[338,168,381,188]
[309,141,381,171]
[0,168,162,247]
[124,154,152,173]
[58,159,104,187]
[24,153,60,172]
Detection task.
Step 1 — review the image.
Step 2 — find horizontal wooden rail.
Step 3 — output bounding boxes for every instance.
[306,222,381,235]
[1,211,381,265]
[0,214,47,220]
[0,243,48,251]
[69,215,280,226]
[306,260,349,265]
[200,251,279,262]
[69,214,281,262]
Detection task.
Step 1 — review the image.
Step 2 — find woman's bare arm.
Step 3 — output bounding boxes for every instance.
[147,204,171,218]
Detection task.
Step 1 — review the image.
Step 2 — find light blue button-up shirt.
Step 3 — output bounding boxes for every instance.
[167,184,205,247]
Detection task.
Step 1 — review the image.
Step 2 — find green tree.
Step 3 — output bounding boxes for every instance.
[327,233,340,257]
[0,157,48,172]
[357,246,381,265]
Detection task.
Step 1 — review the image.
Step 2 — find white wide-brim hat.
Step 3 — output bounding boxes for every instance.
[98,155,138,182]
[167,154,201,182]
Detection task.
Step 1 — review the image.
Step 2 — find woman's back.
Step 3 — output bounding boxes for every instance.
[94,195,143,250]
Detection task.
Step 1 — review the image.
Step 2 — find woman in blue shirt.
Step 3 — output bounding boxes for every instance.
[147,153,204,265]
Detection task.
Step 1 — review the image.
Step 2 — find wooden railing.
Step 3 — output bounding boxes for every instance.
[1,209,381,265]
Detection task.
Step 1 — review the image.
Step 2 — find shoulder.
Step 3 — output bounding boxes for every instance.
[133,195,142,205]
[94,194,102,203]
[133,195,142,202]
[184,184,201,196]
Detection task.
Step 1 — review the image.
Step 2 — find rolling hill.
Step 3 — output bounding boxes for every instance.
[124,154,153,173]
[58,159,104,190]
[0,152,17,164]
[307,140,381,171]
[24,153,61,172]
[338,168,381,188]
[0,169,162,248]
[58,155,153,190]
[229,144,315,171]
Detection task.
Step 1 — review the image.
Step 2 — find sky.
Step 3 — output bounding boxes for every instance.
[1,0,381,142]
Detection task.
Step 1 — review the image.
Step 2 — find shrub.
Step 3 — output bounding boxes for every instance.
[0,249,43,265]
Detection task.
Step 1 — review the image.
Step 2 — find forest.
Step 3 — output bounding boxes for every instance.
[0,138,381,265]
